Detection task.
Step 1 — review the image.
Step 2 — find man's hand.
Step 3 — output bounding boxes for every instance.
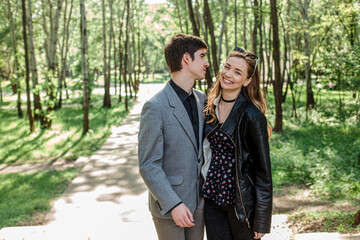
[170,203,195,228]
[254,232,265,239]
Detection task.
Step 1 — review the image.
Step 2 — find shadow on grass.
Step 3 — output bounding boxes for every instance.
[0,100,134,166]
[0,168,78,229]
[271,123,360,200]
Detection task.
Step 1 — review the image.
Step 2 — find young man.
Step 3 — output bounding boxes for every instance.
[138,33,210,240]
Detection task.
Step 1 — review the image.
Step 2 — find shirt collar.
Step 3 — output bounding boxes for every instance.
[170,79,193,103]
[213,93,221,119]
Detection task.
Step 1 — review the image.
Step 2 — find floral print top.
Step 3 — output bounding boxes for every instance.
[201,124,236,206]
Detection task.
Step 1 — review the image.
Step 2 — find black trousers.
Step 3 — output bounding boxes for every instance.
[204,199,256,240]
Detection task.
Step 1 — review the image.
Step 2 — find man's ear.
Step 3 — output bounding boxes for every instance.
[182,52,191,64]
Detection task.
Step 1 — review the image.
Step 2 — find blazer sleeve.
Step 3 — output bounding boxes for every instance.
[138,100,182,215]
[248,113,273,233]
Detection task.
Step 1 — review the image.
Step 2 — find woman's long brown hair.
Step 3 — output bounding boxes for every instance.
[205,51,267,124]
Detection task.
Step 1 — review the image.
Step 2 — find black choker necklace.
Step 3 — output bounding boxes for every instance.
[221,95,237,103]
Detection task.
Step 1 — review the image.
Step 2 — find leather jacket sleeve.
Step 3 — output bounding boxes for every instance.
[247,112,273,233]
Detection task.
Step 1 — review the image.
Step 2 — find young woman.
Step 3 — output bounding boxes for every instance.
[201,48,272,240]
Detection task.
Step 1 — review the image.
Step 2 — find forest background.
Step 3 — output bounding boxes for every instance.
[0,0,359,234]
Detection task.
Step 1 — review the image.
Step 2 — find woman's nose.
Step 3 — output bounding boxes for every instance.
[224,70,232,78]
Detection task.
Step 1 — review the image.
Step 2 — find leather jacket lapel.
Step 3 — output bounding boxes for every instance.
[221,91,249,140]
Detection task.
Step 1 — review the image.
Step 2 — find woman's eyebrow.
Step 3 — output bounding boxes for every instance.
[225,63,243,73]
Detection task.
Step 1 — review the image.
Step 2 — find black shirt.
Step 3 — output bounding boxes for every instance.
[170,80,199,148]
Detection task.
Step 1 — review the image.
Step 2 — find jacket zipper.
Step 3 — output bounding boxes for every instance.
[245,173,255,186]
[221,129,251,229]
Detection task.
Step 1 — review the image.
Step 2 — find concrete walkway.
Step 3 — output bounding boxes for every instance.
[0,83,359,240]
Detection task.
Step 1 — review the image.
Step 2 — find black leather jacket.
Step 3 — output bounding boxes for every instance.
[203,91,273,233]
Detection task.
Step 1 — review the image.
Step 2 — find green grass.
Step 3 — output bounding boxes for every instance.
[267,88,360,200]
[0,169,79,229]
[0,92,133,228]
[0,94,134,165]
[265,87,360,233]
[289,210,360,233]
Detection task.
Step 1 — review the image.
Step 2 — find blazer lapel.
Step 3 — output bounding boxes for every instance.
[193,90,204,158]
[164,83,198,153]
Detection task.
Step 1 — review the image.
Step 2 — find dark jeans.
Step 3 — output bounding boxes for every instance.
[204,199,256,240]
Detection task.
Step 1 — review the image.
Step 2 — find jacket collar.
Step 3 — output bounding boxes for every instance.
[221,91,249,138]
[205,91,249,140]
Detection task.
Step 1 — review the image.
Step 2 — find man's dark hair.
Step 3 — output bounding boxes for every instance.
[164,33,208,73]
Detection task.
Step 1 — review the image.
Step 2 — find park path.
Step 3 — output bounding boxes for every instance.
[0,83,359,240]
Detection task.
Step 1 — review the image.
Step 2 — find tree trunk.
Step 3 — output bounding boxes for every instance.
[7,0,23,118]
[117,6,125,103]
[124,0,130,111]
[187,0,199,36]
[107,0,113,98]
[80,0,89,133]
[225,23,229,56]
[21,0,35,132]
[270,0,283,132]
[102,0,111,107]
[175,0,184,32]
[217,0,228,64]
[298,0,315,110]
[41,0,64,128]
[259,0,266,96]
[40,0,50,69]
[280,14,288,102]
[7,0,22,118]
[197,0,213,91]
[242,0,247,49]
[49,0,64,71]
[48,0,65,110]
[17,85,23,118]
[137,22,141,89]
[27,0,44,124]
[131,8,138,96]
[58,0,73,109]
[234,0,237,46]
[6,0,18,95]
[203,0,219,76]
[112,8,117,96]
[252,0,259,55]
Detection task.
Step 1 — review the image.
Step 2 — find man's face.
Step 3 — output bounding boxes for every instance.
[188,48,210,80]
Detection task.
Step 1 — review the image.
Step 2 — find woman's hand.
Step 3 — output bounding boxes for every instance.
[254,232,265,239]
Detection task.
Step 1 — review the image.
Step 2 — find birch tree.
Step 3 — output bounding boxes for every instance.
[27,0,45,125]
[6,0,22,118]
[58,0,74,108]
[21,0,35,132]
[298,0,315,110]
[102,0,111,107]
[80,0,89,133]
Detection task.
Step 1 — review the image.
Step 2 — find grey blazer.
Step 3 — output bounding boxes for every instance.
[138,82,205,219]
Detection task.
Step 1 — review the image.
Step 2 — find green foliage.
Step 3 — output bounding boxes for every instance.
[0,169,78,229]
[268,88,360,201]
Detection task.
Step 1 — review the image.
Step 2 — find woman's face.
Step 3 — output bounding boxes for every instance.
[220,57,251,92]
